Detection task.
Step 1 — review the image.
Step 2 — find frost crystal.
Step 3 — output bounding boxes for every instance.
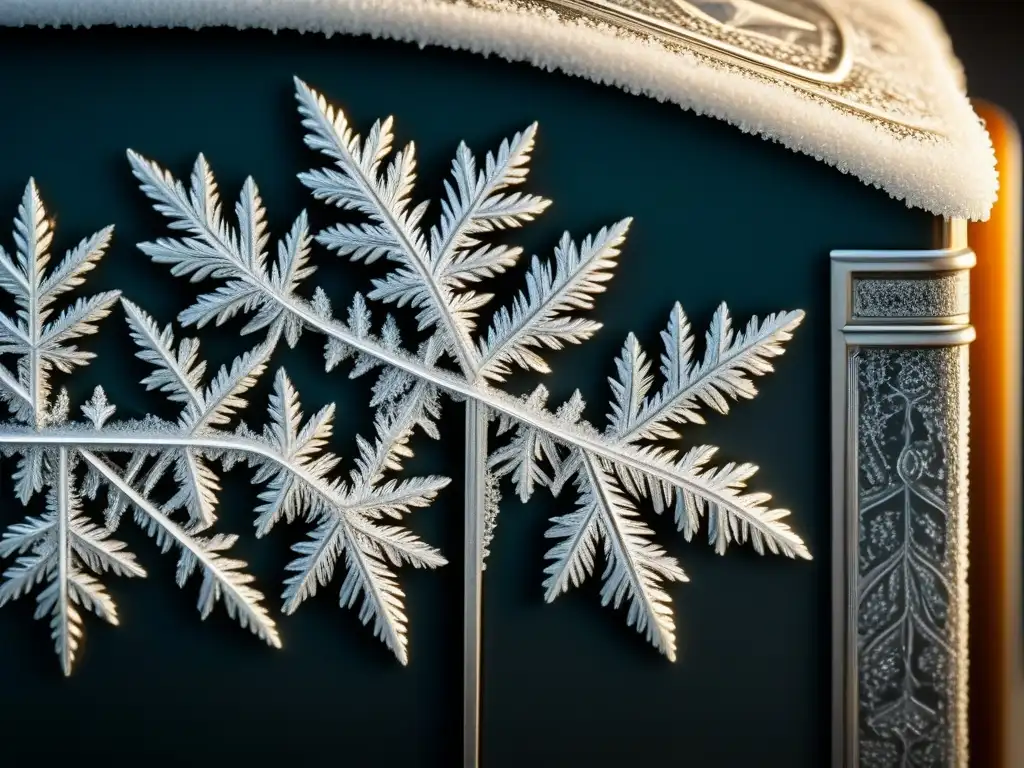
[0,181,283,674]
[0,78,810,673]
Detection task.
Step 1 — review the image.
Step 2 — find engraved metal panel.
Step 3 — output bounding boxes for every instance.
[481,0,945,135]
[856,346,968,766]
[831,238,973,768]
[519,0,849,81]
[852,272,970,320]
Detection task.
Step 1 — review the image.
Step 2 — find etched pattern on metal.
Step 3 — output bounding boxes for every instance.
[482,0,944,135]
[550,0,846,76]
[856,345,968,767]
[852,272,970,319]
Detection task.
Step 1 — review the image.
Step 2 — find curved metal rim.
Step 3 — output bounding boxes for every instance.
[549,0,854,84]
[535,0,944,134]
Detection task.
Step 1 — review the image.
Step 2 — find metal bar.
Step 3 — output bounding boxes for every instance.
[831,222,973,768]
[463,400,487,768]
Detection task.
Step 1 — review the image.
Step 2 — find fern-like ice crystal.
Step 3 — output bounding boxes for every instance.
[0,77,810,673]
[119,77,811,664]
[0,177,449,673]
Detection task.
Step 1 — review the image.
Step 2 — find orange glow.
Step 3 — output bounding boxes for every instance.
[967,101,1023,768]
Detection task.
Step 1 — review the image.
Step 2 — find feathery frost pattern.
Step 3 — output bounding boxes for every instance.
[0,182,286,674]
[120,77,810,664]
[0,78,810,673]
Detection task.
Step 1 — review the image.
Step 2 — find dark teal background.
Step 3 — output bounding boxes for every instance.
[0,26,934,767]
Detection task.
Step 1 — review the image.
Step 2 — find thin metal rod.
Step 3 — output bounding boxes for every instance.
[56,447,71,677]
[463,400,487,768]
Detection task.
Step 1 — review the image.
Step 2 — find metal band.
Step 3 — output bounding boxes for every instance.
[831,229,973,767]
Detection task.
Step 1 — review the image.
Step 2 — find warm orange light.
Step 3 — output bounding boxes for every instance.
[967,101,1023,768]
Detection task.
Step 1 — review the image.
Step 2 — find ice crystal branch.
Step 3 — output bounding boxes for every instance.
[294,77,550,381]
[117,153,451,664]
[248,369,449,665]
[116,79,811,667]
[0,181,431,673]
[477,224,626,382]
[0,181,118,433]
[120,77,811,662]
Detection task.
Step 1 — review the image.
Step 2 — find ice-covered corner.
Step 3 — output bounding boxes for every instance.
[0,4,1012,768]
[0,0,1000,220]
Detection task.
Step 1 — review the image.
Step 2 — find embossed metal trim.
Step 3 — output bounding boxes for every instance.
[852,271,970,322]
[531,0,853,83]
[496,0,945,135]
[831,226,973,768]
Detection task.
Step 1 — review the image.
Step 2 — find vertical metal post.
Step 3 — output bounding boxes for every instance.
[831,224,974,767]
[463,400,487,768]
